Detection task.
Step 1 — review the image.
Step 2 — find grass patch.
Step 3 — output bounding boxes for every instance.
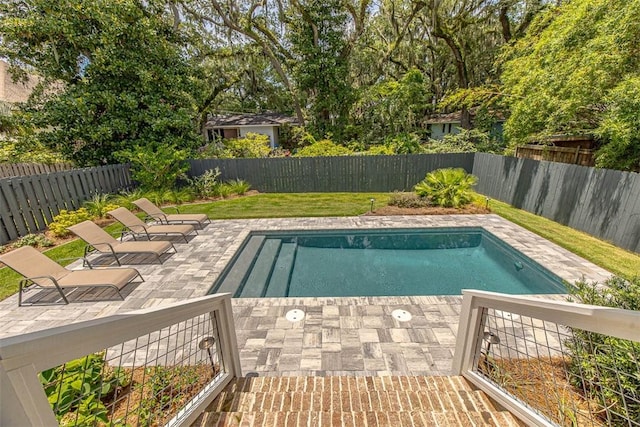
[177,192,391,219]
[485,197,640,279]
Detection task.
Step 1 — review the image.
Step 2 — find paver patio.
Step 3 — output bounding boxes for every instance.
[0,215,611,376]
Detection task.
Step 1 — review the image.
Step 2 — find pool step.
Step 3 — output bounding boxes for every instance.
[216,236,266,295]
[265,242,297,297]
[239,239,282,298]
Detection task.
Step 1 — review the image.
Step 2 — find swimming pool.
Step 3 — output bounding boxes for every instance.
[209,227,566,297]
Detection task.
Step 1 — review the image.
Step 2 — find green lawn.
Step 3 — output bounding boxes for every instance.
[1,192,637,301]
[176,192,391,218]
[485,198,640,279]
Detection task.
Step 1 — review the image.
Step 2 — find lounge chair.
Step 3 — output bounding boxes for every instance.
[68,220,177,266]
[107,207,197,243]
[133,198,210,229]
[0,246,144,306]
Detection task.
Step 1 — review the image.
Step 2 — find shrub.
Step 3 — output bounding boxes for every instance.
[189,168,221,199]
[48,208,93,237]
[414,168,478,208]
[226,179,251,195]
[116,143,189,190]
[388,192,431,208]
[294,139,353,157]
[13,233,54,248]
[113,189,145,211]
[214,182,233,198]
[198,133,272,159]
[83,194,118,218]
[566,276,640,424]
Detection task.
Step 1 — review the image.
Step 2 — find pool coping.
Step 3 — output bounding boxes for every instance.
[0,214,612,377]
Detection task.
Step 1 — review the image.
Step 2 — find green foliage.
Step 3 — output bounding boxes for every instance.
[294,140,353,157]
[566,276,640,424]
[414,168,478,208]
[287,0,354,138]
[226,179,251,195]
[189,168,222,199]
[13,234,53,248]
[196,133,272,159]
[388,192,431,208]
[353,69,431,143]
[83,194,118,218]
[39,353,128,425]
[501,0,640,171]
[0,0,202,166]
[222,133,271,158]
[215,183,233,198]
[113,189,145,211]
[48,208,93,237]
[116,143,189,191]
[424,129,502,153]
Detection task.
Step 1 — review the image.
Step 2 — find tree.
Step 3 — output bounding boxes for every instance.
[0,0,202,166]
[287,0,355,138]
[501,0,640,171]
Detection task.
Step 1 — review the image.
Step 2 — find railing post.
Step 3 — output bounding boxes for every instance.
[452,292,485,375]
[0,364,58,426]
[216,296,242,378]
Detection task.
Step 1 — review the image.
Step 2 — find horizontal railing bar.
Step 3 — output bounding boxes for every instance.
[462,290,640,343]
[0,293,231,371]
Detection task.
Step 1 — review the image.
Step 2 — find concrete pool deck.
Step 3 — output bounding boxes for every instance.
[0,215,611,376]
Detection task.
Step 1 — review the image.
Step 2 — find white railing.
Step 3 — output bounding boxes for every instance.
[0,293,241,427]
[453,290,640,426]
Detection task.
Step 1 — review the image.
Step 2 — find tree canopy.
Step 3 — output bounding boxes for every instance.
[1,0,638,171]
[501,0,640,171]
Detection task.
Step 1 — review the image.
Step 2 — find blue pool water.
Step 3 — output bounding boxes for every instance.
[210,228,566,298]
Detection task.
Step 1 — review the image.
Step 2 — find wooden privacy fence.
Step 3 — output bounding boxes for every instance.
[0,164,132,244]
[0,162,75,178]
[189,153,476,192]
[515,144,595,166]
[473,153,640,253]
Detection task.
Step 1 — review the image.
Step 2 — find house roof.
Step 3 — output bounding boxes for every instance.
[206,113,299,128]
[425,111,464,124]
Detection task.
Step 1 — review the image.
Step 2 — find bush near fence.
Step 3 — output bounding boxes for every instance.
[0,154,638,253]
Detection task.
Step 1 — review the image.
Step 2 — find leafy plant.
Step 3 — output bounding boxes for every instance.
[388,191,431,208]
[226,179,251,195]
[566,276,640,425]
[13,233,54,248]
[83,194,119,218]
[189,168,221,198]
[214,183,233,198]
[116,143,190,191]
[113,189,145,211]
[294,139,353,157]
[47,208,93,237]
[39,353,128,426]
[414,168,478,208]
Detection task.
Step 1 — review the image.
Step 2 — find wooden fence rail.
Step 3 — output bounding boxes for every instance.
[0,164,132,244]
[0,162,75,178]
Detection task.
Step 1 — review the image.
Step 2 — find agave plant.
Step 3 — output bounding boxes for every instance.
[414,168,478,208]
